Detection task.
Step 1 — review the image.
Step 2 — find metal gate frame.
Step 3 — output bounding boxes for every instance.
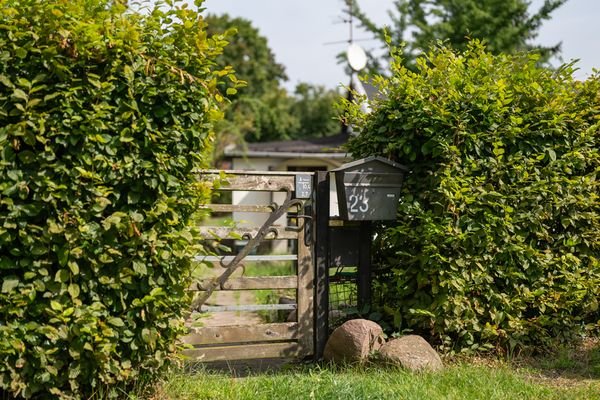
[182,171,315,362]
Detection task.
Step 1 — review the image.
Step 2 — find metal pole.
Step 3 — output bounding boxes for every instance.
[357,221,372,311]
[313,171,330,360]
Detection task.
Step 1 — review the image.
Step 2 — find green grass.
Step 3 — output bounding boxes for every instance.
[155,363,599,400]
[244,260,294,277]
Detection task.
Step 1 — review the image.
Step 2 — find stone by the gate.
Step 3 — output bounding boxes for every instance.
[377,335,443,372]
[286,310,297,322]
[324,319,385,363]
[279,296,296,322]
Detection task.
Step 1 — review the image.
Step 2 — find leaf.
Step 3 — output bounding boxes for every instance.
[102,213,124,230]
[31,244,48,255]
[27,98,41,108]
[55,269,69,283]
[0,258,13,270]
[141,328,154,344]
[0,75,13,88]
[44,92,61,102]
[46,365,58,376]
[132,260,147,276]
[107,317,125,327]
[1,277,19,293]
[99,253,114,264]
[15,48,27,59]
[68,283,80,298]
[67,260,79,276]
[18,150,36,164]
[92,197,111,213]
[123,65,134,82]
[7,170,20,181]
[32,73,47,84]
[17,78,31,89]
[12,88,28,101]
[50,300,63,311]
[87,77,102,89]
[130,211,144,223]
[57,248,69,267]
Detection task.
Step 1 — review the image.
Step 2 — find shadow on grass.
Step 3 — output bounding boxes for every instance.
[180,338,600,383]
[181,357,305,378]
[515,337,600,382]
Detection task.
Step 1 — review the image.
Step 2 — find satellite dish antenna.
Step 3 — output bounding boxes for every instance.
[347,43,367,72]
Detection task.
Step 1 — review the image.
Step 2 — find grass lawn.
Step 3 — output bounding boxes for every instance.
[150,361,599,400]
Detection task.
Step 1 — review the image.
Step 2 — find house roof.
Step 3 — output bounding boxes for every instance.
[223,78,383,161]
[224,132,350,159]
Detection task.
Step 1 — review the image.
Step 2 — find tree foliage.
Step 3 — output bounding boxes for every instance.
[352,0,568,70]
[289,83,341,140]
[205,13,286,99]
[205,14,297,145]
[343,42,600,352]
[0,0,228,397]
[206,14,341,150]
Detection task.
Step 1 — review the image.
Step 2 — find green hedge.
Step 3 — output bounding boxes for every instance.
[344,42,600,352]
[0,1,231,397]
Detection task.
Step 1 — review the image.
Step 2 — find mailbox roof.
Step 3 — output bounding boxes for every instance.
[332,156,408,173]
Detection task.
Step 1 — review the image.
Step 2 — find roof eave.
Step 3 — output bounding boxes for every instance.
[225,150,351,159]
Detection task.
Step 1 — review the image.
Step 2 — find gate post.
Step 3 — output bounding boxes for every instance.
[357,221,372,311]
[314,171,330,360]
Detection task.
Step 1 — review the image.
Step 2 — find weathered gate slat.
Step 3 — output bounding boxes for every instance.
[202,174,295,192]
[199,304,296,313]
[200,204,300,213]
[183,323,298,345]
[183,342,301,362]
[191,276,297,291]
[199,226,298,240]
[195,254,298,263]
[296,222,315,355]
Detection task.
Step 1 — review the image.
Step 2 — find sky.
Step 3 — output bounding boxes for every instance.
[202,0,600,90]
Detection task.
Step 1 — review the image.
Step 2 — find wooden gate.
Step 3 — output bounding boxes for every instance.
[182,171,315,362]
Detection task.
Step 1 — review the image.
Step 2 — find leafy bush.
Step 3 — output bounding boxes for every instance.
[344,42,600,352]
[0,0,231,397]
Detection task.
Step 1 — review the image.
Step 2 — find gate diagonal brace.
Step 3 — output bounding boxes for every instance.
[190,191,304,313]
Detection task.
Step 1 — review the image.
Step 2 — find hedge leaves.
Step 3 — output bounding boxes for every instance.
[345,42,600,352]
[0,1,231,398]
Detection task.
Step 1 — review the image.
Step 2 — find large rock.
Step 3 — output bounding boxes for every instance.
[378,335,443,372]
[279,296,296,322]
[324,319,385,363]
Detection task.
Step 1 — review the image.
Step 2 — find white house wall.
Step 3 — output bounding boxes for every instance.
[231,156,345,253]
[231,157,282,229]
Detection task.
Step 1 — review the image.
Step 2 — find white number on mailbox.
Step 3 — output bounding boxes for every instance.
[349,193,369,213]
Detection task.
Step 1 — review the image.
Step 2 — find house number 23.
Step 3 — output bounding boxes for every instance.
[348,193,369,213]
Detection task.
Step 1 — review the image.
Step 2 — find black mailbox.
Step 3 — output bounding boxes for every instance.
[333,156,408,221]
